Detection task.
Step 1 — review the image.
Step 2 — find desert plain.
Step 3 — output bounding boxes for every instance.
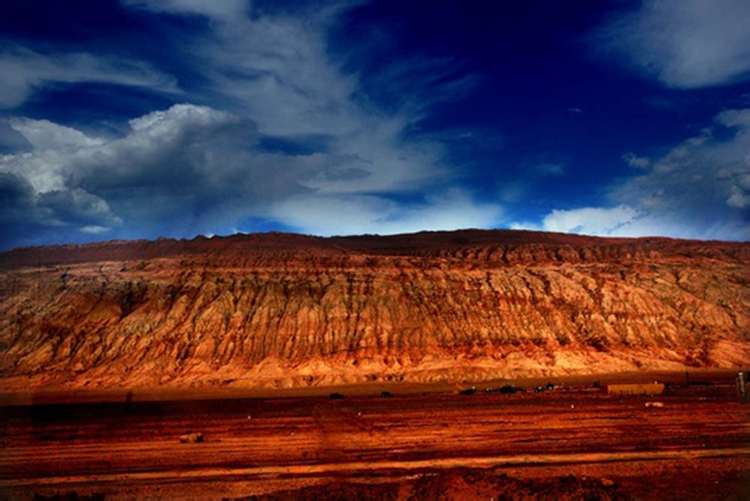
[1,371,749,500]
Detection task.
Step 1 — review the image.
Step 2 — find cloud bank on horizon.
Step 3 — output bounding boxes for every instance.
[1,0,749,249]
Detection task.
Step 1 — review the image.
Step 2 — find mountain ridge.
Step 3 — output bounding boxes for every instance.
[1,229,748,391]
[2,229,747,268]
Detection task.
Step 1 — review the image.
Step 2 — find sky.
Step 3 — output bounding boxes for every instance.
[1,0,749,250]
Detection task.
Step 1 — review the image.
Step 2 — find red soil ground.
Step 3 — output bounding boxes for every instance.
[1,373,747,500]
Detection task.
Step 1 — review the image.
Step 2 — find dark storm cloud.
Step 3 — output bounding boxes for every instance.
[1,105,308,241]
[0,172,35,216]
[0,99,498,246]
[0,1,501,249]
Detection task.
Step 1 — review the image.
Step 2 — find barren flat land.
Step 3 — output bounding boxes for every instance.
[1,372,748,500]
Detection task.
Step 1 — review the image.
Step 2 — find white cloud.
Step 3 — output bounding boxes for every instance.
[727,185,750,209]
[120,0,464,194]
[0,47,178,109]
[622,152,650,169]
[1,102,497,243]
[1,105,251,236]
[515,205,640,236]
[613,109,750,220]
[160,3,362,138]
[599,0,750,88]
[3,105,245,195]
[514,109,750,241]
[271,189,502,236]
[80,225,112,235]
[513,204,747,241]
[116,3,479,235]
[716,108,750,128]
[123,0,247,20]
[9,118,105,152]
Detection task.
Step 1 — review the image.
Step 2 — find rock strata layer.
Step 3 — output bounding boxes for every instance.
[0,230,748,390]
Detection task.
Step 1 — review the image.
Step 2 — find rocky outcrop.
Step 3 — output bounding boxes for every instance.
[179,432,204,443]
[0,230,748,390]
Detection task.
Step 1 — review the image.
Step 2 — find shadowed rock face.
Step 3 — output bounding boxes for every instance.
[0,230,748,390]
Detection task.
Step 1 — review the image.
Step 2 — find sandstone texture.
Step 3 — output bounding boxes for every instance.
[0,230,748,390]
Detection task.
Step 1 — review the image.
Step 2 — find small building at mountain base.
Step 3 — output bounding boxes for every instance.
[607,383,665,395]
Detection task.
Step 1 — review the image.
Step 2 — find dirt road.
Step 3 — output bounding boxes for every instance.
[1,390,748,499]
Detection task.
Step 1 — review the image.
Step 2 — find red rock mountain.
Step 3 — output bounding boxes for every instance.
[1,230,748,390]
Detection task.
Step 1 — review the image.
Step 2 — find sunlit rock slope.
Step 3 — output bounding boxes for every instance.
[1,230,748,390]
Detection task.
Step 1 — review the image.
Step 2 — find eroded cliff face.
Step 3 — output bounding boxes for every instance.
[1,230,748,390]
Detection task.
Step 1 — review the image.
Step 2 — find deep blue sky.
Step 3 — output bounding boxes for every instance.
[1,0,749,250]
